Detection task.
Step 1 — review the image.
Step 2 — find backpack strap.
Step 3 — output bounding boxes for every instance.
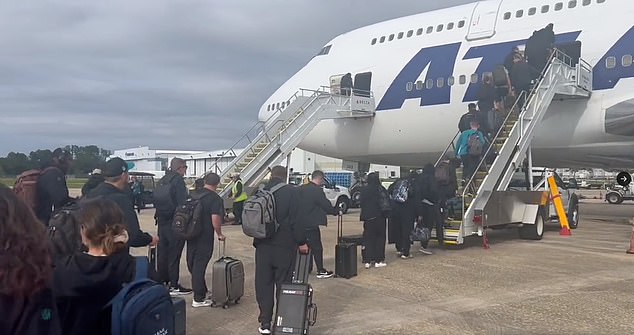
[269,183,286,193]
[134,256,149,281]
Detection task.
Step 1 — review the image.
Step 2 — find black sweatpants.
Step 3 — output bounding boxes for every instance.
[306,228,325,272]
[186,236,214,302]
[255,245,294,324]
[420,204,443,248]
[392,206,416,257]
[462,154,480,181]
[233,200,244,225]
[362,217,386,263]
[156,216,186,288]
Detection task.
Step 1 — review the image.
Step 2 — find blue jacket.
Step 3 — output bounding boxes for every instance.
[456,129,488,158]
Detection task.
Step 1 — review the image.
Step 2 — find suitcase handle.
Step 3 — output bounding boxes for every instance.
[219,240,226,258]
[308,303,317,326]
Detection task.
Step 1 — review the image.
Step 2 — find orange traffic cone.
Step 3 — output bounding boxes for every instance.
[627,217,634,254]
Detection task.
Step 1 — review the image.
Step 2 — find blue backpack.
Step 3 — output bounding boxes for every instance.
[111,257,174,335]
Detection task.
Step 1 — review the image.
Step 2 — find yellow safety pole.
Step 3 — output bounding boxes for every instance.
[547,175,572,236]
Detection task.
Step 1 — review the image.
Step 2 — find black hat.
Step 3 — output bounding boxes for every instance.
[102,157,132,177]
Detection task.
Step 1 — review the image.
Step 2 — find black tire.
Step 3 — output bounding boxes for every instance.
[351,191,361,208]
[519,212,544,240]
[336,197,349,214]
[567,197,579,229]
[606,193,623,204]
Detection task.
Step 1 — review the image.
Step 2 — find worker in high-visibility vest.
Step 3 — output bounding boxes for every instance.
[230,173,248,225]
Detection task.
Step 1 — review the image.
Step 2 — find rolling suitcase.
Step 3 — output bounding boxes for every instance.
[148,246,157,271]
[171,297,187,335]
[210,241,244,309]
[273,251,317,335]
[335,215,357,279]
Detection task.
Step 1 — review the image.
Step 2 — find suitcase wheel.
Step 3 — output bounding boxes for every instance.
[222,304,229,309]
[234,298,240,304]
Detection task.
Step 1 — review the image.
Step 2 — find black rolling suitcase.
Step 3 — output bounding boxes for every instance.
[171,297,187,335]
[273,251,317,334]
[335,215,357,279]
[148,246,158,271]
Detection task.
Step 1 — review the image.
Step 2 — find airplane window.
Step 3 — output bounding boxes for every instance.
[528,7,537,15]
[606,56,616,69]
[406,82,413,92]
[597,0,605,3]
[371,38,377,45]
[459,75,467,84]
[569,0,577,8]
[388,34,395,41]
[426,79,434,89]
[437,77,444,88]
[380,36,386,43]
[437,24,444,32]
[555,2,564,10]
[470,73,478,83]
[416,81,424,90]
[447,22,454,30]
[458,20,465,28]
[622,55,632,67]
[267,105,271,112]
[426,26,433,34]
[504,12,511,20]
[542,5,550,13]
[417,28,424,35]
[407,30,413,37]
[483,71,493,80]
[398,32,404,39]
[316,45,331,56]
[582,0,591,5]
[287,100,291,106]
[448,76,455,86]
[516,10,524,18]
[276,103,280,109]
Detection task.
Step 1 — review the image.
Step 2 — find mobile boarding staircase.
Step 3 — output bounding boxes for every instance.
[433,49,593,245]
[208,88,376,197]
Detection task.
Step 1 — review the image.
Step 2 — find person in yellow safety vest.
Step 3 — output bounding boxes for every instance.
[230,174,248,225]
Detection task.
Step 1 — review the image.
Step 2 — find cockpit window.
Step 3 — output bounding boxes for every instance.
[316,45,332,56]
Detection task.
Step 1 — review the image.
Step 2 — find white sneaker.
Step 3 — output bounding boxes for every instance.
[374,262,387,268]
[419,248,433,255]
[396,251,402,256]
[364,263,372,269]
[192,299,213,308]
[400,254,412,259]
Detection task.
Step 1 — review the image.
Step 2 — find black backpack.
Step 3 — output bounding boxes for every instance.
[172,192,209,240]
[48,202,83,258]
[153,173,177,214]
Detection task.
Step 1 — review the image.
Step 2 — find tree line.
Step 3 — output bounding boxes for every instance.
[0,145,112,177]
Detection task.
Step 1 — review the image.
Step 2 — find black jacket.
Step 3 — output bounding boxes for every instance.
[36,166,71,224]
[52,251,157,335]
[155,171,188,218]
[511,60,534,90]
[360,184,387,221]
[253,178,307,249]
[297,182,336,229]
[1,288,62,335]
[86,183,152,247]
[477,83,496,113]
[81,175,104,198]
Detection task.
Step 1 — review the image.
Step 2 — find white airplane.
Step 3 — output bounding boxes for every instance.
[257,0,634,169]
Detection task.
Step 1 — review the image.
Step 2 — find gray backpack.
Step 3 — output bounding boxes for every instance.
[242,183,285,239]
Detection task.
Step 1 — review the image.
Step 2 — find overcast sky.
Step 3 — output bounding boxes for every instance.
[0,0,476,156]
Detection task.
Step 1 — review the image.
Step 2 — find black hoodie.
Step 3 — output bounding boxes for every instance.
[52,250,154,335]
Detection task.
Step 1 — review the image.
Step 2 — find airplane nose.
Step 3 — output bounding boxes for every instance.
[605,98,634,136]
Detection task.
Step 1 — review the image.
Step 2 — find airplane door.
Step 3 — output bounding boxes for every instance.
[353,72,372,97]
[466,0,503,41]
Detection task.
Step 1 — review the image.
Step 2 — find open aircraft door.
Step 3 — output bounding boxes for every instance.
[466,0,502,41]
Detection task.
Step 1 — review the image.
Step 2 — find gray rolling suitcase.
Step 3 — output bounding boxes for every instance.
[210,241,244,309]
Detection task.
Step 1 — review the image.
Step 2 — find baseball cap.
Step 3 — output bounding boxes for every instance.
[102,157,133,177]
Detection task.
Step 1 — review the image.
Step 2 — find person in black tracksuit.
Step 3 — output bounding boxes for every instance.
[81,169,104,198]
[186,173,225,307]
[86,158,157,249]
[390,172,419,259]
[254,166,308,335]
[417,164,442,254]
[359,172,388,268]
[154,158,191,295]
[36,148,74,225]
[297,170,338,279]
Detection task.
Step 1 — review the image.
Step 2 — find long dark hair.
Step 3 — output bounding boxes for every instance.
[79,199,128,255]
[0,186,53,298]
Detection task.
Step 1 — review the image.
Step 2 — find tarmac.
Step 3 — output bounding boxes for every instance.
[123,196,634,335]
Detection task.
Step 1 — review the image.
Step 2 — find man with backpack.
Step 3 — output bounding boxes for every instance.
[435,157,458,223]
[86,157,158,248]
[186,172,225,308]
[152,158,192,296]
[456,120,489,182]
[24,148,74,225]
[297,170,339,279]
[390,171,419,259]
[252,165,308,335]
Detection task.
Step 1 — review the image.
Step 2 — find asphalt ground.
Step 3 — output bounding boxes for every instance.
[122,198,634,335]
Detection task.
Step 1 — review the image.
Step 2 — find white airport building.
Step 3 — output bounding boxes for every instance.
[109,146,400,179]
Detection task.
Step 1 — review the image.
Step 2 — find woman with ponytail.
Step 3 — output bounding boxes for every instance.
[53,198,156,335]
